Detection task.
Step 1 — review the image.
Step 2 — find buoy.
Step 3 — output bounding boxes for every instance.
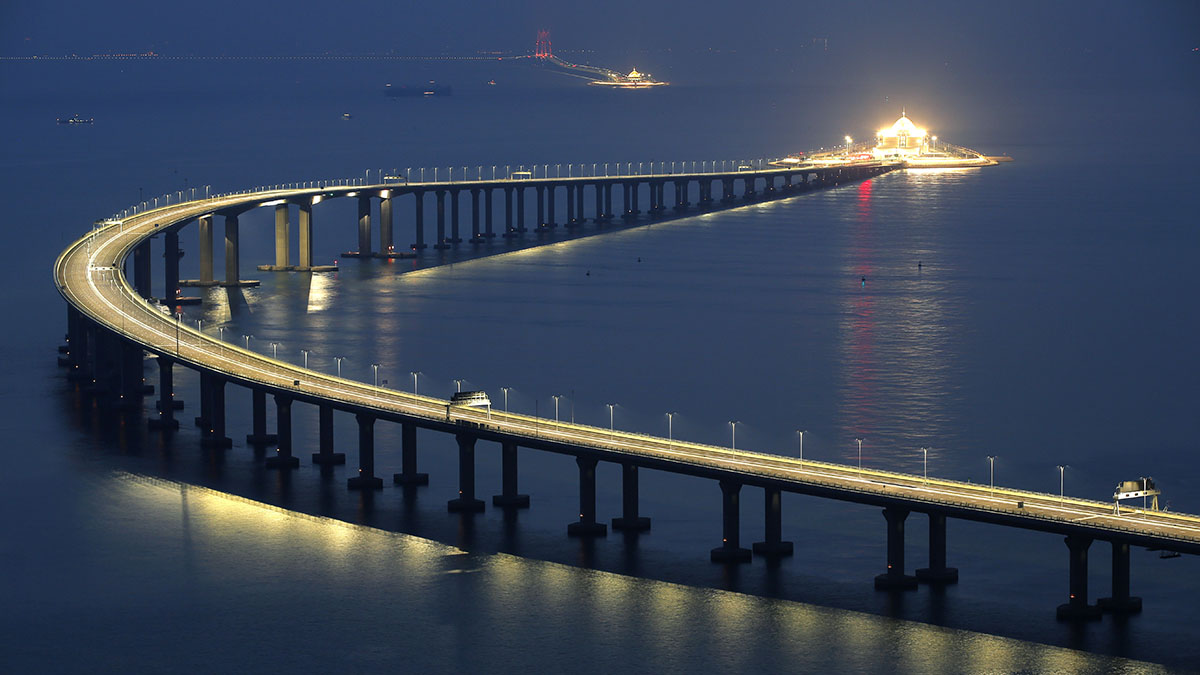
[861,276,866,288]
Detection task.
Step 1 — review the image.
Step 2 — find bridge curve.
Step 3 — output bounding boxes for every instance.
[56,167,1199,618]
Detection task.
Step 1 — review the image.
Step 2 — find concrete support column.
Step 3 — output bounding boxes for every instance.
[222,216,239,286]
[752,487,794,556]
[622,183,631,218]
[470,189,482,242]
[764,175,775,195]
[412,191,427,250]
[448,434,485,512]
[116,340,144,407]
[515,186,526,233]
[492,441,530,507]
[195,370,212,431]
[246,389,278,445]
[348,414,383,490]
[567,456,606,536]
[916,513,959,583]
[380,196,394,254]
[603,183,613,220]
[594,183,603,222]
[484,189,495,238]
[198,215,214,282]
[274,204,291,267]
[743,176,757,200]
[165,230,181,302]
[434,190,449,249]
[1057,535,1102,620]
[536,185,546,228]
[875,508,918,590]
[133,240,152,298]
[711,480,751,562]
[357,196,372,255]
[611,463,650,531]
[450,189,461,242]
[1098,541,1142,613]
[265,395,299,469]
[148,356,178,429]
[547,185,558,227]
[201,375,231,448]
[312,404,346,465]
[297,203,313,269]
[393,422,429,485]
[630,182,640,214]
[575,183,585,224]
[566,185,576,226]
[503,187,515,237]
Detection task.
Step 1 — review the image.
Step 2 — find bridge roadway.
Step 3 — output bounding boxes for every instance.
[55,175,1200,616]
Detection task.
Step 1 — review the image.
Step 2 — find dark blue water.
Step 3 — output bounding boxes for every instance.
[2,60,1198,672]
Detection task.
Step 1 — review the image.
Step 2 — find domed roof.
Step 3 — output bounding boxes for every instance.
[628,68,643,79]
[877,113,926,138]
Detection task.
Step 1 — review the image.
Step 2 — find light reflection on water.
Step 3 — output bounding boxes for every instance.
[57,473,1159,673]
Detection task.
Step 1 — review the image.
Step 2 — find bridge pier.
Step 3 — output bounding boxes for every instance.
[1057,535,1102,620]
[115,339,145,407]
[594,183,604,223]
[721,179,735,204]
[1098,541,1142,613]
[200,374,231,448]
[547,184,558,228]
[874,507,918,590]
[916,513,959,583]
[567,456,606,536]
[484,189,495,238]
[297,202,313,269]
[246,389,278,445]
[164,229,180,302]
[222,215,239,286]
[536,185,546,229]
[412,191,427,250]
[265,394,299,468]
[435,190,449,249]
[133,240,152,298]
[448,434,485,512]
[515,186,526,233]
[630,182,641,216]
[348,413,383,490]
[147,357,179,429]
[503,187,515,238]
[470,189,482,243]
[742,176,757,201]
[492,441,529,507]
[393,422,429,485]
[602,183,613,221]
[763,175,775,197]
[275,204,291,267]
[711,480,751,563]
[379,194,393,254]
[198,215,214,283]
[566,185,577,227]
[611,462,650,532]
[357,196,372,255]
[575,183,585,224]
[312,404,346,465]
[752,487,793,556]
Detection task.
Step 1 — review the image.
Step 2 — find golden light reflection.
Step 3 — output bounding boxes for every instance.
[306,271,335,313]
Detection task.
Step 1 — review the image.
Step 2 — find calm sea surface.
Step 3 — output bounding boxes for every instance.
[1,61,1198,672]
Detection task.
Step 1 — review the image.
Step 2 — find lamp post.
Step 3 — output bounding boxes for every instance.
[243,334,253,350]
[1058,465,1066,503]
[797,430,806,464]
[454,379,463,393]
[270,342,279,359]
[175,313,182,355]
[666,412,676,448]
[729,421,739,450]
[920,447,929,484]
[987,455,996,495]
[410,371,419,394]
[845,135,853,154]
[607,403,616,439]
[856,438,863,469]
[301,349,309,368]
[372,363,380,388]
[501,387,510,413]
[334,356,344,378]
[552,394,562,424]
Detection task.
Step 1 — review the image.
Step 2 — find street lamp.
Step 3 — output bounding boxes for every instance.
[729,421,739,450]
[454,379,463,393]
[920,447,929,484]
[175,313,182,355]
[242,334,253,350]
[301,349,309,368]
[607,403,616,438]
[987,456,996,495]
[797,430,806,464]
[666,412,676,447]
[845,135,853,151]
[552,394,562,424]
[1058,465,1067,503]
[334,356,344,378]
[270,342,279,359]
[856,438,864,469]
[501,387,511,412]
[410,371,419,394]
[371,363,380,387]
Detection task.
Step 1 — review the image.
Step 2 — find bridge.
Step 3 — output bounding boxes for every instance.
[55,160,1199,621]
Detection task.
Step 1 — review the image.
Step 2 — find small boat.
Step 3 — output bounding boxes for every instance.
[385,81,453,98]
[57,115,94,125]
[486,79,497,86]
[342,112,353,120]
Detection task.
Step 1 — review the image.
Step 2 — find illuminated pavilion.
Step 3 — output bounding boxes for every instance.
[873,113,929,160]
